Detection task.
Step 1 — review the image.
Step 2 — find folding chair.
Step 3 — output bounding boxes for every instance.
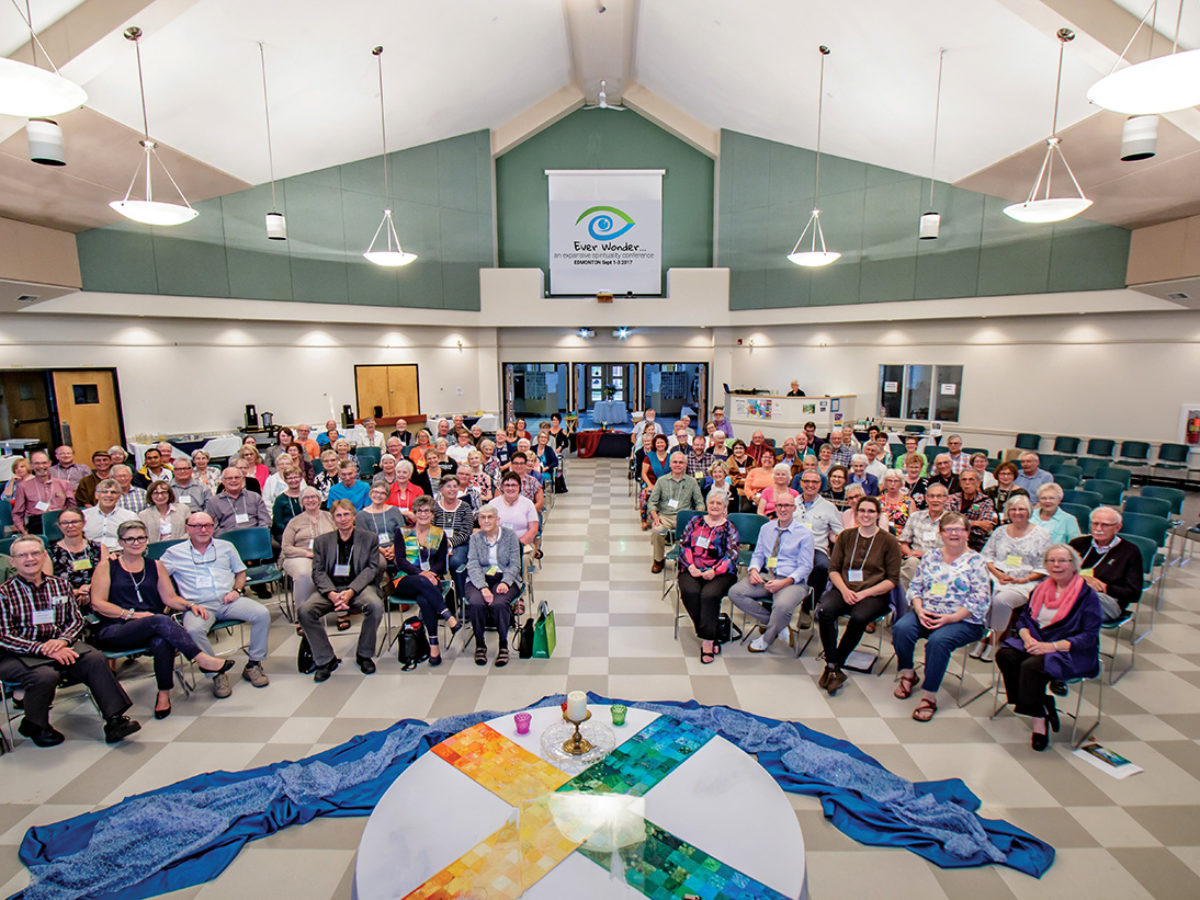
[991,666,1102,750]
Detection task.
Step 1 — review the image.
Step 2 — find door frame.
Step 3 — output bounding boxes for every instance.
[639,361,709,425]
[499,361,571,426]
[353,364,422,420]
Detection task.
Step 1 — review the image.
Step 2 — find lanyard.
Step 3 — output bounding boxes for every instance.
[1087,539,1118,569]
[849,528,878,570]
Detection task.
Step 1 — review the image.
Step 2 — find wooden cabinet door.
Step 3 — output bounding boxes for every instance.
[51,370,122,457]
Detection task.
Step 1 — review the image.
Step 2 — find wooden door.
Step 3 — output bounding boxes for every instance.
[355,365,420,419]
[51,370,123,457]
[385,365,420,417]
[0,372,53,449]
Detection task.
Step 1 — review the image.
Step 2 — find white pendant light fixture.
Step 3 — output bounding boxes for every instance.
[788,45,840,267]
[1003,28,1092,225]
[1088,1,1200,115]
[108,27,198,227]
[1121,114,1159,160]
[0,0,87,118]
[363,46,416,268]
[919,48,946,240]
[257,42,286,240]
[27,117,64,166]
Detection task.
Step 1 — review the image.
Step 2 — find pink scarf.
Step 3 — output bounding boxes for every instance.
[1028,574,1084,629]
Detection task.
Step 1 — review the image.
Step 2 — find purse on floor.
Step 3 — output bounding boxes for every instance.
[296,634,315,674]
[517,617,535,659]
[397,615,430,671]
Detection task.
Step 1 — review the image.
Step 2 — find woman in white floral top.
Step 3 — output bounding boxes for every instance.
[892,512,990,722]
[973,494,1050,662]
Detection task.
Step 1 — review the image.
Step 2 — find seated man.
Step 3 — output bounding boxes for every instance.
[298,500,384,681]
[792,470,844,626]
[944,434,968,474]
[161,512,271,696]
[898,482,950,591]
[49,444,91,487]
[825,430,854,467]
[1070,507,1143,623]
[316,419,342,449]
[927,453,961,496]
[647,452,703,574]
[389,417,411,446]
[686,434,714,479]
[133,447,173,489]
[446,429,474,466]
[631,408,663,453]
[74,450,113,507]
[1014,451,1053,494]
[787,380,806,397]
[729,494,814,653]
[711,406,734,440]
[847,454,880,496]
[11,450,75,535]
[0,535,140,746]
[83,479,140,551]
[168,456,213,511]
[746,431,773,468]
[863,441,888,482]
[327,459,370,510]
[207,467,271,534]
[111,464,148,514]
[295,423,322,460]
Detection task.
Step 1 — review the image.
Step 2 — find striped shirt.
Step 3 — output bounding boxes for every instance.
[0,573,84,655]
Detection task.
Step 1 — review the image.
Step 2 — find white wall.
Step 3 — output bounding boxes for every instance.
[0,315,494,438]
[716,310,1200,450]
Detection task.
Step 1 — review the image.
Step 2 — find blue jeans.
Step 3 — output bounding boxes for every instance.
[891,612,985,693]
[449,544,470,612]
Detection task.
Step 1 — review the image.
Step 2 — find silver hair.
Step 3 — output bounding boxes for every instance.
[1036,482,1064,500]
[1043,542,1083,572]
[850,453,868,466]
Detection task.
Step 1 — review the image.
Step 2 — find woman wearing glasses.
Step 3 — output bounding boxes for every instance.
[42,507,108,607]
[89,520,234,719]
[391,496,462,666]
[890,513,990,722]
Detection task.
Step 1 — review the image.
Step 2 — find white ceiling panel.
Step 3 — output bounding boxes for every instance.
[77,0,571,183]
[634,0,1106,183]
[0,0,87,57]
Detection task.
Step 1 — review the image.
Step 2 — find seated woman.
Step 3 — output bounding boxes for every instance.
[191,449,221,493]
[757,463,799,519]
[709,429,729,460]
[970,452,997,491]
[741,457,775,514]
[239,445,270,488]
[842,483,891,531]
[42,507,108,607]
[891,512,990,722]
[533,431,560,491]
[313,450,340,502]
[878,469,913,535]
[464,505,522,667]
[815,442,835,483]
[549,413,571,455]
[996,543,1101,751]
[1,456,31,502]
[640,433,671,528]
[901,452,930,508]
[139,481,188,542]
[462,449,494,507]
[986,462,1026,522]
[280,486,335,626]
[703,459,732,498]
[90,520,234,719]
[951,469,996,552]
[391,496,461,666]
[822,465,849,511]
[434,474,476,604]
[360,480,404,572]
[814,496,901,694]
[1032,482,1081,545]
[974,494,1050,662]
[388,459,424,525]
[677,491,740,664]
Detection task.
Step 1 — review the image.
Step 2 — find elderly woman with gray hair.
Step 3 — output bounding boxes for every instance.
[677,490,741,664]
[1033,482,1081,545]
[280,486,336,616]
[972,494,1051,662]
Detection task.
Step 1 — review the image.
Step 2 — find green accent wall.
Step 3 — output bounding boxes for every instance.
[76,130,493,309]
[495,109,714,289]
[719,130,1131,309]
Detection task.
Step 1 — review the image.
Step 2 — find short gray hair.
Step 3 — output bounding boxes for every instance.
[1091,505,1123,527]
[1036,482,1064,501]
[1043,543,1083,572]
[850,453,868,466]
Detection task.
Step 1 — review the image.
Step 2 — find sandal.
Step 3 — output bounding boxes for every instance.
[336,616,352,632]
[495,647,509,668]
[700,644,716,665]
[912,698,938,722]
[474,645,488,666]
[865,622,876,634]
[894,672,919,700]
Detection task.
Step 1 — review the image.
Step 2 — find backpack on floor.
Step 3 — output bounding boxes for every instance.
[296,634,315,674]
[715,612,742,645]
[397,615,430,671]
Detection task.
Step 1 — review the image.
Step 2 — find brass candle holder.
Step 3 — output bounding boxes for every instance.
[561,709,593,755]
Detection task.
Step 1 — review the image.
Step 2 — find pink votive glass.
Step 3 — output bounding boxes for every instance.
[514,712,532,735]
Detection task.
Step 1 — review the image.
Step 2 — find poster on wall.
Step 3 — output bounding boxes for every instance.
[546,169,664,295]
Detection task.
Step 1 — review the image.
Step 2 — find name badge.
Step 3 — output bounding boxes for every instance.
[32,609,55,626]
[35,500,50,512]
[803,522,814,530]
[333,562,350,577]
[179,495,191,504]
[486,565,500,576]
[1081,567,1094,578]
[308,539,315,549]
[929,583,948,597]
[766,556,779,570]
[1004,554,1022,567]
[235,513,250,524]
[848,567,865,582]
[420,560,431,571]
[72,557,92,572]
[694,536,710,550]
[378,533,390,545]
[667,498,679,509]
[160,522,172,535]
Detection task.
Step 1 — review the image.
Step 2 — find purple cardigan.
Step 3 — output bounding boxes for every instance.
[1001,583,1102,680]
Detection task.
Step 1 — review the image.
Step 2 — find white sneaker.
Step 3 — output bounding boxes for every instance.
[749,636,770,653]
[980,644,996,663]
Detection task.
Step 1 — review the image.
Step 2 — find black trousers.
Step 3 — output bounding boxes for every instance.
[465,573,513,647]
[815,587,890,668]
[0,644,131,728]
[94,615,203,690]
[679,571,737,642]
[995,646,1051,717]
[806,550,830,611]
[393,574,452,644]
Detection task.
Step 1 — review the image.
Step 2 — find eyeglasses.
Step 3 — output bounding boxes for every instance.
[1092,521,1119,528]
[11,551,42,560]
[187,522,215,529]
[941,527,967,535]
[120,536,148,544]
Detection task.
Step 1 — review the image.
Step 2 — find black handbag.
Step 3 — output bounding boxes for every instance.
[296,634,315,674]
[715,612,742,645]
[517,617,535,659]
[397,615,430,671]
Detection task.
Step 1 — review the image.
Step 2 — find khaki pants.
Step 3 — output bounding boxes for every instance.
[650,511,677,562]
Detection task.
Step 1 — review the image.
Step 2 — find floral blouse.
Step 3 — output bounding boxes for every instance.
[906,547,991,624]
[879,493,913,534]
[679,516,740,576]
[48,540,104,597]
[980,524,1051,579]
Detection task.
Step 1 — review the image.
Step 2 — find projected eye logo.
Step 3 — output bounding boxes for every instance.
[575,205,636,241]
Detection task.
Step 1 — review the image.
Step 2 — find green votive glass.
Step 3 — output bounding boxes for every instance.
[610,704,627,726]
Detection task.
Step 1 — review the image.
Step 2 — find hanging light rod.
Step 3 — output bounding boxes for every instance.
[258,41,286,240]
[1004,28,1092,225]
[0,0,87,118]
[1088,1,1200,114]
[788,45,840,267]
[109,26,198,226]
[919,48,946,240]
[363,46,416,267]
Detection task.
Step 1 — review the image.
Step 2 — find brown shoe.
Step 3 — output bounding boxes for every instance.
[818,667,833,690]
[825,668,847,694]
[242,661,269,688]
[650,560,664,574]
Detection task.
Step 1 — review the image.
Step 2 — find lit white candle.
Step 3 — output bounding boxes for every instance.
[566,690,587,721]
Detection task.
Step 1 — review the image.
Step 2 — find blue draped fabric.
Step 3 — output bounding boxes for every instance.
[13,695,1053,900]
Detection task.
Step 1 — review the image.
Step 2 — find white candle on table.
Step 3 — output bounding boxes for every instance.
[566,690,587,720]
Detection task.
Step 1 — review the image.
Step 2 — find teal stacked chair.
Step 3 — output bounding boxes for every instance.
[1076,458,1108,479]
[1140,485,1188,567]
[923,446,942,467]
[1039,454,1066,472]
[1104,533,1158,682]
[146,538,186,560]
[1097,465,1132,490]
[1059,503,1092,531]
[1053,474,1079,490]
[1053,436,1081,454]
[1015,433,1041,451]
[726,513,768,570]
[1062,489,1102,509]
[889,443,906,462]
[0,535,14,556]
[0,500,12,536]
[1119,512,1171,622]
[1056,464,1084,483]
[355,446,382,476]
[41,510,63,542]
[1115,441,1151,473]
[221,526,285,624]
[1151,443,1191,482]
[1082,479,1125,506]
[1123,496,1171,520]
[662,509,703,607]
[1085,438,1115,459]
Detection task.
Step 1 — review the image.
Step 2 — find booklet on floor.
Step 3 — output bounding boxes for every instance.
[1073,742,1143,779]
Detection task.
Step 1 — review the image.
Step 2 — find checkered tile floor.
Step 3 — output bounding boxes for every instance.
[3,457,1200,899]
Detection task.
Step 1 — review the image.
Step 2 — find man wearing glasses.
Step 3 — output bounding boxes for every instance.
[160,512,271,697]
[1070,507,1143,623]
[0,535,141,746]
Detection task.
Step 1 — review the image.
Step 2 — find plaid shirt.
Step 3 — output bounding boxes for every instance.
[686,451,714,477]
[116,486,147,514]
[0,573,84,655]
[829,445,855,467]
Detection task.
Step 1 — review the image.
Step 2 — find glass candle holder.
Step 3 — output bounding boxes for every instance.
[610,704,627,726]
[514,712,532,735]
